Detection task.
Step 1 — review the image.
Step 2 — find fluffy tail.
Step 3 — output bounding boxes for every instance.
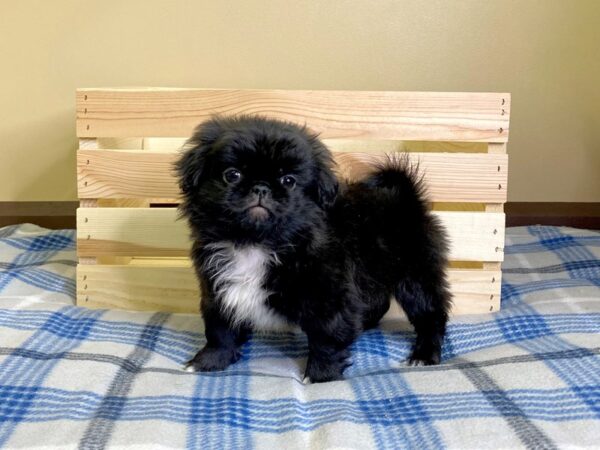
[360,153,428,210]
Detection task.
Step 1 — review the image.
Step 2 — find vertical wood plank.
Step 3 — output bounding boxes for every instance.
[485,204,504,212]
[488,143,507,154]
[78,138,98,267]
[486,143,507,216]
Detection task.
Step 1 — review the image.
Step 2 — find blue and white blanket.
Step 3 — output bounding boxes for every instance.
[0,224,598,449]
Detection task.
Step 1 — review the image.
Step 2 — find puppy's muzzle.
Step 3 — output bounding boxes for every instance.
[247,183,272,221]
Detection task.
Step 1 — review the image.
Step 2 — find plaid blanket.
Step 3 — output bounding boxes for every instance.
[0,223,598,449]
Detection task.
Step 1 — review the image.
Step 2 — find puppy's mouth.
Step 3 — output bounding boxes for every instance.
[246,202,271,221]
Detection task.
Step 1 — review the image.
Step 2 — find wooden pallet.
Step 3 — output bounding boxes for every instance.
[76,89,510,314]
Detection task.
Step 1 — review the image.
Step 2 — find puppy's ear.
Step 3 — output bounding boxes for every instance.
[317,165,339,208]
[175,119,224,195]
[308,135,339,208]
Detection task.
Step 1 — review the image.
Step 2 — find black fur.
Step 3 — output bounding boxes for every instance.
[176,115,451,382]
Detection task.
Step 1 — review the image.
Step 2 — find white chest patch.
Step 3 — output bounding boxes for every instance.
[203,242,291,331]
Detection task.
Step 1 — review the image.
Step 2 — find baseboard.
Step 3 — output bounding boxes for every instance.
[0,201,78,229]
[0,201,599,230]
[505,202,600,229]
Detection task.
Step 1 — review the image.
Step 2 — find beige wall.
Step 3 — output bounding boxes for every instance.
[1,0,598,202]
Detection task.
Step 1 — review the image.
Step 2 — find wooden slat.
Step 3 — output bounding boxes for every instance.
[77,264,501,315]
[77,89,510,142]
[448,268,501,314]
[77,264,197,313]
[78,150,179,200]
[77,208,188,257]
[78,150,508,203]
[335,153,508,203]
[76,208,505,262]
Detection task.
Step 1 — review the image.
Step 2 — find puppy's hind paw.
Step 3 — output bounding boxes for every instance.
[407,359,424,367]
[408,347,441,367]
[183,362,197,372]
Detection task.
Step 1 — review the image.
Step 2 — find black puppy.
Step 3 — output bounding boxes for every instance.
[176,116,451,382]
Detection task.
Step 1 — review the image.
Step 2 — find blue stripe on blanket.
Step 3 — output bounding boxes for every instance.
[497,227,600,422]
[1,308,599,367]
[0,225,599,448]
[2,233,74,252]
[1,308,599,368]
[505,233,600,255]
[0,230,75,295]
[1,385,597,427]
[0,307,103,446]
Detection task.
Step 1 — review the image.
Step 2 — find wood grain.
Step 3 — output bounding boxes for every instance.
[76,208,505,262]
[334,152,508,203]
[77,264,198,313]
[76,89,510,142]
[77,150,508,203]
[77,264,501,315]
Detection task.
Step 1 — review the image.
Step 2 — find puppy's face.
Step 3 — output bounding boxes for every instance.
[176,116,338,243]
[209,135,313,227]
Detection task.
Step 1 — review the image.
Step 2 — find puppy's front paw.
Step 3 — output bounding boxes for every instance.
[408,344,441,366]
[304,363,344,383]
[304,352,351,383]
[184,346,241,372]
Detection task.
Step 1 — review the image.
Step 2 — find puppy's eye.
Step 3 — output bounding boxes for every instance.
[223,168,242,184]
[279,175,296,189]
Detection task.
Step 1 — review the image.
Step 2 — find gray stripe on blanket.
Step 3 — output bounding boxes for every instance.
[78,312,169,450]
[455,356,558,450]
[502,262,599,274]
[1,345,597,380]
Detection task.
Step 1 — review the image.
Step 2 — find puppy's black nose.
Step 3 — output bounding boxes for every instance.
[252,184,270,197]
